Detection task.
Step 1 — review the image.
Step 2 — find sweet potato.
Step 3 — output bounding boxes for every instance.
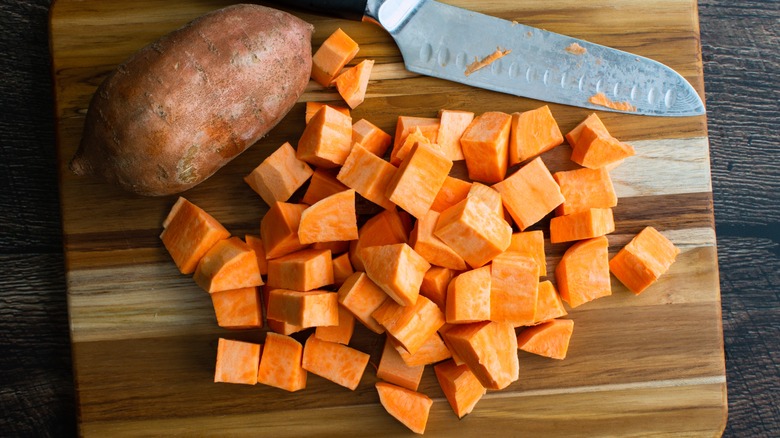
[436,109,474,161]
[555,236,612,308]
[434,359,486,419]
[409,210,468,271]
[385,142,453,219]
[210,287,263,329]
[517,319,574,360]
[609,226,680,294]
[392,333,452,367]
[446,266,492,324]
[337,144,397,210]
[160,197,230,274]
[266,289,339,328]
[372,295,445,355]
[377,336,425,391]
[193,237,264,293]
[337,272,389,334]
[302,335,369,390]
[460,111,512,183]
[351,118,392,157]
[362,243,430,307]
[311,28,359,87]
[375,382,433,435]
[298,189,358,244]
[508,105,563,165]
[335,59,374,109]
[315,304,355,345]
[302,168,349,206]
[420,266,456,312]
[490,252,539,327]
[549,208,615,243]
[244,142,313,206]
[70,5,313,196]
[257,332,307,392]
[442,320,519,390]
[532,280,568,324]
[266,248,334,292]
[492,156,564,231]
[214,338,261,385]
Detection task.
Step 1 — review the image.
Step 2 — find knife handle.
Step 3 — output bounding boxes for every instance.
[270,0,369,21]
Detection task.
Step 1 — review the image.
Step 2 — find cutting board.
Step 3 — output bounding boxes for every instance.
[49,0,727,435]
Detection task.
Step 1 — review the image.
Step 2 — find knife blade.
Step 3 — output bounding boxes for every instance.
[279,0,706,116]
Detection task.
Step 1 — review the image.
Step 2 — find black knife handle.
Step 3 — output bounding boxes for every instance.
[270,0,369,21]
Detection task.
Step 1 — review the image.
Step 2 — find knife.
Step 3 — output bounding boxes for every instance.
[277,0,705,116]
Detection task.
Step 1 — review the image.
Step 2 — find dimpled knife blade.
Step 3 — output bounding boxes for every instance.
[369,0,705,116]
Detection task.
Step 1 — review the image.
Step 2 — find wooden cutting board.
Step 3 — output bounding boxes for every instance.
[49,0,727,435]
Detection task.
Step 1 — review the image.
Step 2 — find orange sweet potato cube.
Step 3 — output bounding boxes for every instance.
[372,294,445,355]
[244,142,313,206]
[490,252,539,327]
[391,333,451,367]
[331,252,354,287]
[298,189,358,244]
[441,320,519,390]
[446,266,491,324]
[508,231,547,276]
[302,168,349,206]
[409,210,467,271]
[193,237,264,293]
[314,304,355,345]
[460,111,512,183]
[571,124,635,169]
[362,243,431,306]
[431,176,472,213]
[508,105,563,165]
[549,208,615,244]
[260,202,309,259]
[211,287,263,329]
[266,289,339,328]
[377,336,425,391]
[244,234,268,276]
[337,143,397,210]
[565,113,608,146]
[493,156,564,231]
[391,116,440,164]
[420,266,456,312]
[352,118,392,157]
[517,319,574,360]
[161,197,230,274]
[349,208,409,272]
[335,59,374,109]
[266,248,334,292]
[257,332,307,392]
[337,272,389,334]
[555,236,611,308]
[434,359,486,419]
[311,28,359,87]
[434,195,512,268]
[436,109,474,161]
[532,280,568,324]
[305,102,350,124]
[553,167,618,216]
[297,105,353,168]
[389,138,454,216]
[609,226,680,294]
[302,335,369,390]
[214,338,261,385]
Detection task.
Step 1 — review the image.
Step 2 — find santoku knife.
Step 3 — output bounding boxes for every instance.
[278,0,706,116]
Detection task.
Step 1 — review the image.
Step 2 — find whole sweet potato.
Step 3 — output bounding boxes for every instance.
[70,4,314,196]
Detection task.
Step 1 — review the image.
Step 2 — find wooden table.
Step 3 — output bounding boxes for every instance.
[1,0,777,436]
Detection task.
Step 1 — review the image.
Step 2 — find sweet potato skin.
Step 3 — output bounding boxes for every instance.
[70,5,314,196]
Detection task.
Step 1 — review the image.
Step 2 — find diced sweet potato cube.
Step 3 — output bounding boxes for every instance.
[460,111,512,183]
[337,272,388,334]
[349,208,409,272]
[302,335,369,390]
[352,118,392,157]
[372,295,445,355]
[337,143,397,210]
[490,252,539,327]
[409,210,467,271]
[434,359,486,419]
[311,28,359,87]
[377,336,425,391]
[609,226,680,294]
[305,102,350,124]
[517,319,574,360]
[493,156,564,231]
[376,382,433,435]
[211,287,263,329]
[565,113,608,146]
[297,105,353,168]
[508,105,563,165]
[386,142,453,219]
[555,236,611,308]
[507,231,547,276]
[442,320,519,390]
[420,266,456,312]
[244,142,313,206]
[553,167,618,216]
[430,175,472,213]
[571,124,635,169]
[549,208,615,243]
[302,168,349,206]
[244,234,268,276]
[446,266,491,324]
[331,252,354,287]
[257,332,307,392]
[161,197,230,274]
[263,285,305,336]
[436,109,474,161]
[266,248,334,292]
[532,280,568,324]
[391,116,439,164]
[391,333,452,367]
[298,189,358,244]
[266,289,338,328]
[214,338,261,385]
[260,202,309,259]
[335,59,374,109]
[315,304,355,345]
[194,237,264,293]
[434,195,512,268]
[362,243,430,307]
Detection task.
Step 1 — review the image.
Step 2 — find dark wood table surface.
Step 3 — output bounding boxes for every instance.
[1,0,777,436]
